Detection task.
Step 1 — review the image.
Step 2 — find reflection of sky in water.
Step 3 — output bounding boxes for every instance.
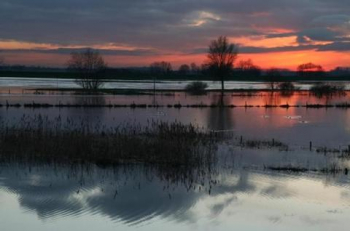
[1,84,350,230]
[0,164,350,231]
[1,92,350,147]
[0,78,333,90]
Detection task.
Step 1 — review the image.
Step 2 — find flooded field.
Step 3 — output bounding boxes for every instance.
[0,77,318,90]
[1,90,350,147]
[1,83,350,230]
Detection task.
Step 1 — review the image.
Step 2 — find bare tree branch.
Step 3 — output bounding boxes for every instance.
[206,36,238,93]
[67,49,107,91]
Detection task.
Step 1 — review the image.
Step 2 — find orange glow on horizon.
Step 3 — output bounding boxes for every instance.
[0,40,349,70]
[2,50,349,71]
[232,36,299,48]
[239,50,350,70]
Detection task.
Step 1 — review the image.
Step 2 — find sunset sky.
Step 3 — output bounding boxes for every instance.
[0,0,349,70]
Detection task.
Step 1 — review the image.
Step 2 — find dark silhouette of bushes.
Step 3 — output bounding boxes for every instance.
[67,49,107,91]
[297,63,325,78]
[185,81,208,95]
[236,59,262,79]
[310,83,345,97]
[278,82,295,91]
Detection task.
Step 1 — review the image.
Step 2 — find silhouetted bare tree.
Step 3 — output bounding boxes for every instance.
[67,49,107,91]
[150,61,172,74]
[236,59,261,78]
[179,64,190,75]
[149,61,172,93]
[190,63,200,74]
[265,68,281,91]
[206,36,238,94]
[297,63,324,78]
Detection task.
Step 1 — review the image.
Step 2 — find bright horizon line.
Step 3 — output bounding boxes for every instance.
[0,39,349,71]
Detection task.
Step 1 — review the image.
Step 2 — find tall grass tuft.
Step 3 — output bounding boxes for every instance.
[0,115,221,176]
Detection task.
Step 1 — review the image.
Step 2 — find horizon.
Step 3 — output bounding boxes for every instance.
[0,1,349,70]
[1,61,349,73]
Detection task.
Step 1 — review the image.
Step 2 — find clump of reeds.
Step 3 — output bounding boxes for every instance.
[0,115,221,174]
[240,138,289,151]
[265,164,347,175]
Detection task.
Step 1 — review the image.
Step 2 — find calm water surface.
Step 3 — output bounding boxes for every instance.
[1,91,350,147]
[1,85,350,230]
[0,162,350,231]
[0,77,322,90]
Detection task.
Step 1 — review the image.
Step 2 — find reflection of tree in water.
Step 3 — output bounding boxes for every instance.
[74,95,106,105]
[312,92,347,105]
[264,92,281,105]
[280,90,295,99]
[207,93,235,131]
[263,91,294,105]
[66,95,108,123]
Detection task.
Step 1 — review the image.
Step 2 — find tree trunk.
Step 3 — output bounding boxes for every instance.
[221,76,225,92]
[220,76,224,106]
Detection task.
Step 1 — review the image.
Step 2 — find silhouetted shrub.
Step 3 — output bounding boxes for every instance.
[67,49,107,91]
[310,83,345,97]
[278,82,295,91]
[185,81,208,95]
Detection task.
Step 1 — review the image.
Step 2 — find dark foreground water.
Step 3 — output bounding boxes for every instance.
[1,90,350,230]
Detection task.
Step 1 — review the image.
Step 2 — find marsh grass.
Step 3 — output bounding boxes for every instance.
[0,116,220,174]
[240,138,289,151]
[265,164,347,174]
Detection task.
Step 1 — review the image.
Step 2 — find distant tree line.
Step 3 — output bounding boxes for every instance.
[1,39,350,92]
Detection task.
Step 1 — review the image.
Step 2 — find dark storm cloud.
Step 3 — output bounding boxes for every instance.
[0,48,158,56]
[192,41,350,55]
[0,0,349,54]
[317,42,350,51]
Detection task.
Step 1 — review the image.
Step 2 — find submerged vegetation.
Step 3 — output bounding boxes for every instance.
[278,82,295,92]
[240,138,289,151]
[185,81,208,95]
[0,116,220,171]
[310,83,346,98]
[265,165,347,174]
[4,100,350,109]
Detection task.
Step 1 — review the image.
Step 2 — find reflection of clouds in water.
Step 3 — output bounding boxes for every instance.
[209,196,237,217]
[1,165,350,229]
[284,115,302,120]
[260,185,294,199]
[340,190,350,199]
[327,209,343,214]
[73,95,106,105]
[211,171,255,196]
[207,94,235,131]
[267,215,282,224]
[0,165,205,224]
[299,215,334,226]
[0,166,258,225]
